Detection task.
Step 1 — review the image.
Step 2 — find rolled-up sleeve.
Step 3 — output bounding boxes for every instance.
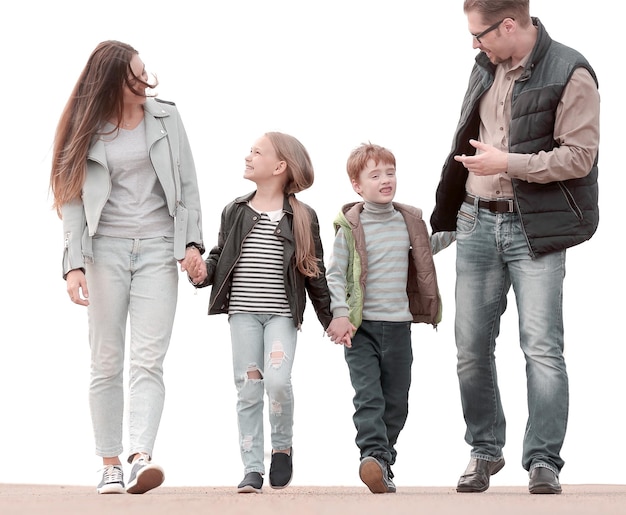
[508,67,600,183]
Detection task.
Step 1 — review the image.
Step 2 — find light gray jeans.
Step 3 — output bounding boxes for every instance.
[229,313,297,475]
[86,235,178,461]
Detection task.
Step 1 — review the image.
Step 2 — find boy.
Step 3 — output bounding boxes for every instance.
[326,143,453,493]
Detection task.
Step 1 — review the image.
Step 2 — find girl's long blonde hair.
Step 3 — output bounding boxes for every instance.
[265,132,320,278]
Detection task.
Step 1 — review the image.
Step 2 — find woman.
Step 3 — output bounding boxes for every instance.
[49,40,205,494]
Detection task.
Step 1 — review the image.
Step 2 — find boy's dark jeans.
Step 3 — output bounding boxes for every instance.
[344,320,412,465]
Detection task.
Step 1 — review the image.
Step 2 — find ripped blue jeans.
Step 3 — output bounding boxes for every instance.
[229,313,297,475]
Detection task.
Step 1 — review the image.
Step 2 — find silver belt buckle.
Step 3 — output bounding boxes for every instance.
[506,199,514,212]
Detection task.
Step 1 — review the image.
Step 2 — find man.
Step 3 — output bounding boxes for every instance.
[430,0,599,495]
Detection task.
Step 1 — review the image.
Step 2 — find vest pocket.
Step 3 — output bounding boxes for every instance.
[557,182,583,221]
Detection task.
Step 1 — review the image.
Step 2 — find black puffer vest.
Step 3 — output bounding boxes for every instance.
[430,18,599,257]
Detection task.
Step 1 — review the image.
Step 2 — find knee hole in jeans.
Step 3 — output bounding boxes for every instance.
[269,340,285,369]
[246,365,263,380]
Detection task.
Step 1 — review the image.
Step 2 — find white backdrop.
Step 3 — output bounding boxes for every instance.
[1,0,623,488]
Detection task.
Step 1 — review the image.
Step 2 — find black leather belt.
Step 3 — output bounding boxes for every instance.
[464,193,516,213]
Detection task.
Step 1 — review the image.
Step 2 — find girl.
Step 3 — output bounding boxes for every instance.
[49,41,205,494]
[191,132,333,492]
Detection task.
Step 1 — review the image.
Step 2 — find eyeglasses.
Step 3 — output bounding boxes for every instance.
[471,18,505,44]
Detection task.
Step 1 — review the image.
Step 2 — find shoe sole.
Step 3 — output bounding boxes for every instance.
[359,457,389,494]
[456,459,505,493]
[97,484,125,494]
[126,465,165,494]
[529,485,562,494]
[237,485,263,494]
[456,482,490,493]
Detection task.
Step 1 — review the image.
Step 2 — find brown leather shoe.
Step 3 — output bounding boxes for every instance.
[456,457,505,493]
[528,467,562,494]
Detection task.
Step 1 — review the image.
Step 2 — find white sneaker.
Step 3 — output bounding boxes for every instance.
[126,454,165,494]
[97,464,125,494]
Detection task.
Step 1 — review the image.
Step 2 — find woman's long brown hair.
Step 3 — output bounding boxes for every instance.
[49,40,156,217]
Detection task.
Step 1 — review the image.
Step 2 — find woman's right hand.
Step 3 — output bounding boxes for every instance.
[66,269,90,306]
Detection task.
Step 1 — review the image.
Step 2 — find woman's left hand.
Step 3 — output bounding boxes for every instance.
[179,247,207,283]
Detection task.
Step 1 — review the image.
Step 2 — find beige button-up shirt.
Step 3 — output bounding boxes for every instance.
[466,55,600,200]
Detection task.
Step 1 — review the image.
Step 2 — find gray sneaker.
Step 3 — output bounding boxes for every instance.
[359,456,396,494]
[126,455,164,494]
[97,465,125,494]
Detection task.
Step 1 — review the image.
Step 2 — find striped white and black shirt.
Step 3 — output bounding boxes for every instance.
[229,207,290,316]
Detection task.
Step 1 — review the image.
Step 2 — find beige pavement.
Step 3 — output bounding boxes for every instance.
[1,484,625,515]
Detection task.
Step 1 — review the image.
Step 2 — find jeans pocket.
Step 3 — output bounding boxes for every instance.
[457,204,477,234]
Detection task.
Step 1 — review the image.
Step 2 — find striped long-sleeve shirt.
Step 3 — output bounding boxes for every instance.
[229,209,291,316]
[328,201,413,322]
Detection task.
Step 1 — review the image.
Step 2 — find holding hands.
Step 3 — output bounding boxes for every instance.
[180,247,207,285]
[327,317,357,348]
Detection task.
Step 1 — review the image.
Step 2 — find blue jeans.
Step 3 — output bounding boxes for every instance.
[229,313,297,475]
[344,320,412,466]
[455,200,568,473]
[86,236,178,460]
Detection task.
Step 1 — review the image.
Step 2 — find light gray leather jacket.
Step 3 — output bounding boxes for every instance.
[61,98,203,277]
